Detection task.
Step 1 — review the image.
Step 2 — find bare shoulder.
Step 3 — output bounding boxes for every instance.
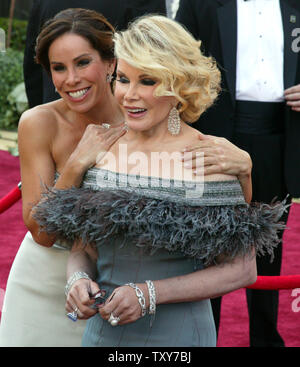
[180,124,201,149]
[204,173,237,182]
[18,102,59,134]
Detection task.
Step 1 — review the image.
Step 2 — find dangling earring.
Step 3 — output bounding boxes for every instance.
[106,74,113,83]
[55,87,58,93]
[124,120,129,131]
[168,106,181,135]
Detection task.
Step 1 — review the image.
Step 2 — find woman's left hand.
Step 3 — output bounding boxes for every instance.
[181,132,252,178]
[98,284,148,326]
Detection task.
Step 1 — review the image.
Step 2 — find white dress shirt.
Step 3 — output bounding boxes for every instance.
[236,0,285,102]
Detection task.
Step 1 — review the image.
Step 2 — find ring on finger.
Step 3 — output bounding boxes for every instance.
[67,306,79,322]
[102,123,110,129]
[108,312,120,326]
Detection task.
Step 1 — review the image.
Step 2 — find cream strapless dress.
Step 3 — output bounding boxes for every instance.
[0,232,86,347]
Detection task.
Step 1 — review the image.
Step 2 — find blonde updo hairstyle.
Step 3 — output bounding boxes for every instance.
[113,15,221,123]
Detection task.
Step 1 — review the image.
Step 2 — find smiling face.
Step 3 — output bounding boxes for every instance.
[48,32,115,113]
[114,59,176,134]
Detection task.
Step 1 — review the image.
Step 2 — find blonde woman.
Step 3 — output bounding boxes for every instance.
[33,15,287,347]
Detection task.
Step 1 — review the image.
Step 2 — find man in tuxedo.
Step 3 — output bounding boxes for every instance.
[23,0,166,107]
[176,0,300,347]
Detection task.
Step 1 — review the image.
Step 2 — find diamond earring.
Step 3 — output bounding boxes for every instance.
[124,120,129,132]
[106,74,113,83]
[168,106,181,135]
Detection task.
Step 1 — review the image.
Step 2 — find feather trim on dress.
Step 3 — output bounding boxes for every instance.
[33,186,288,265]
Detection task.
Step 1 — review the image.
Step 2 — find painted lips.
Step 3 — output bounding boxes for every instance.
[125,107,147,117]
[67,87,90,100]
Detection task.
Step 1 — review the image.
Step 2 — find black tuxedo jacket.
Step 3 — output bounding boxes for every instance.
[176,0,300,197]
[23,0,166,109]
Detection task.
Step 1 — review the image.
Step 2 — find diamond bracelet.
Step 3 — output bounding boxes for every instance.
[146,280,156,327]
[65,271,91,296]
[145,280,156,315]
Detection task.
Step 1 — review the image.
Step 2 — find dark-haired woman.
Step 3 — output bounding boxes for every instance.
[0,9,126,347]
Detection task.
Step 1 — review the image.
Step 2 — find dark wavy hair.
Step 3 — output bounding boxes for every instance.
[35,8,115,73]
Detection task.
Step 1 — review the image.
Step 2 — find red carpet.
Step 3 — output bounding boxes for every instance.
[217,202,300,347]
[0,151,26,293]
[0,149,299,347]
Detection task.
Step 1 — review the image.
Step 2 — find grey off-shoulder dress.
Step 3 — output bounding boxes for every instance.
[34,167,287,347]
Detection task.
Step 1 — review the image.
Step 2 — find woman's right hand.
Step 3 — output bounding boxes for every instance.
[69,122,127,171]
[65,278,101,320]
[56,122,127,189]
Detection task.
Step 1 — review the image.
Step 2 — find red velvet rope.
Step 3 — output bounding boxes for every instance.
[247,275,300,290]
[1,184,299,290]
[0,182,22,214]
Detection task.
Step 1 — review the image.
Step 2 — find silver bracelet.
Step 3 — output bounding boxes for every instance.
[125,283,147,317]
[145,280,156,315]
[65,271,91,296]
[146,280,156,327]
